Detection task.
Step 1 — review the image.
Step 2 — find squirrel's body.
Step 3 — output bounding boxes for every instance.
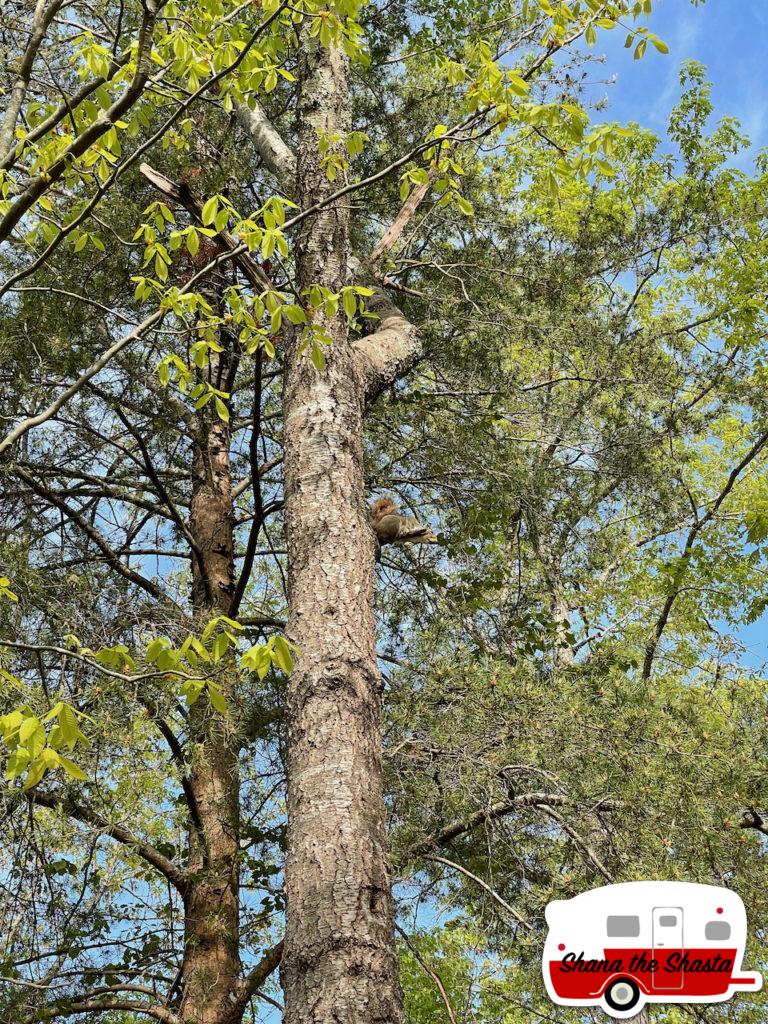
[370,498,437,546]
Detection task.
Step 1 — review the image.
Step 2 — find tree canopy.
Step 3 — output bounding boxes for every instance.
[1,1,767,1023]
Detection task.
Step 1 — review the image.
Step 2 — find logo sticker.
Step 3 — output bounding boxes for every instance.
[543,881,762,1018]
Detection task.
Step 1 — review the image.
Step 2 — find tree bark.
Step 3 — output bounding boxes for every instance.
[280,26,403,1024]
[0,0,64,162]
[622,1008,648,1024]
[179,287,242,1024]
[179,709,241,1024]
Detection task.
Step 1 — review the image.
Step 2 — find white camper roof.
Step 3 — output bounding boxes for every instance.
[546,882,746,929]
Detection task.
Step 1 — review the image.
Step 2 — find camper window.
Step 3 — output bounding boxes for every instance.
[659,915,678,927]
[705,921,731,941]
[606,916,640,938]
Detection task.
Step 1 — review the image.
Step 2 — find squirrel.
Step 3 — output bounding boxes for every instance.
[370,497,438,546]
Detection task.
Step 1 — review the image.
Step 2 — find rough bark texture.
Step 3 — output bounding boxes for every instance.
[179,299,242,1024]
[180,710,241,1024]
[351,286,422,404]
[232,101,424,405]
[280,28,404,1024]
[190,404,236,613]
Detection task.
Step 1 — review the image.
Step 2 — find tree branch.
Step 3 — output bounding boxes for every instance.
[232,101,430,401]
[395,925,458,1024]
[642,429,768,678]
[231,939,284,1016]
[138,162,271,292]
[0,0,65,161]
[33,998,179,1024]
[233,98,296,184]
[351,285,423,404]
[230,352,266,616]
[424,853,531,928]
[0,2,162,243]
[536,802,613,882]
[26,789,189,895]
[407,792,571,856]
[7,464,179,609]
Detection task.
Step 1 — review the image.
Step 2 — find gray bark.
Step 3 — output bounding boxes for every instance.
[233,99,296,183]
[232,106,424,402]
[280,26,403,1024]
[0,0,64,162]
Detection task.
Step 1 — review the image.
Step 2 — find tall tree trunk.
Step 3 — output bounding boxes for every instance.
[280,28,404,1024]
[179,313,242,1024]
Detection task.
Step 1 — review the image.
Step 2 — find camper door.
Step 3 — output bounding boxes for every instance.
[652,907,684,990]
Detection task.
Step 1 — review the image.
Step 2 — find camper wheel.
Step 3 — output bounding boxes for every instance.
[603,978,641,1014]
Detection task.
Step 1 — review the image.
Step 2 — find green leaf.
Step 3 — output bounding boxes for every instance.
[262,231,276,260]
[212,631,230,662]
[146,638,167,663]
[207,683,228,715]
[456,195,474,217]
[59,704,82,749]
[58,755,87,780]
[40,747,61,769]
[181,679,205,705]
[41,702,64,724]
[241,643,271,678]
[201,195,219,226]
[6,748,31,780]
[310,343,326,372]
[1,709,24,738]
[342,289,357,319]
[284,304,307,325]
[22,757,47,791]
[506,72,529,96]
[272,636,293,674]
[19,716,41,745]
[48,725,65,750]
[201,618,218,644]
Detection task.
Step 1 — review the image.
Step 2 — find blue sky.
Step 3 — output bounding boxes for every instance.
[592,0,768,163]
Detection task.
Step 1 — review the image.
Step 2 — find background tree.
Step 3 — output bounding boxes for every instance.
[1,2,767,1024]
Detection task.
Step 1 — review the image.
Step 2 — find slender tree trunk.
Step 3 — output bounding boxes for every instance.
[280,28,404,1024]
[180,704,241,1024]
[179,311,242,1024]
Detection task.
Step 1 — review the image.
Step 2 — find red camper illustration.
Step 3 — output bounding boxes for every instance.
[543,881,762,1017]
